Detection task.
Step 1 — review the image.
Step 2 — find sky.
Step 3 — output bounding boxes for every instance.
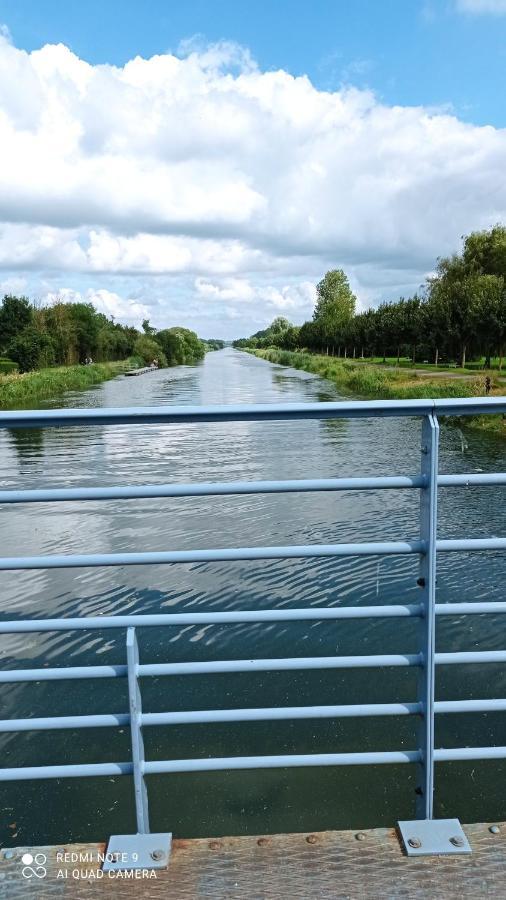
[0,1,505,339]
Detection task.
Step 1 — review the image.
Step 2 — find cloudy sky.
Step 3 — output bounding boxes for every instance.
[0,1,505,339]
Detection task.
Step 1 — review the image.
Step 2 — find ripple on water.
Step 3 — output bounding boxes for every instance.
[0,349,505,843]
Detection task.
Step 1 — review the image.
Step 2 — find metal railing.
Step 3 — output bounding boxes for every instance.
[0,397,505,861]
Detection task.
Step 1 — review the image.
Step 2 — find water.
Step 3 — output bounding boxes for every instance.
[0,348,505,846]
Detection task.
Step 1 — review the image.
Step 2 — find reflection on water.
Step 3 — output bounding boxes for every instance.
[0,348,505,845]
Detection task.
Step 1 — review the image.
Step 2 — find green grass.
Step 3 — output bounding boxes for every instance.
[251,349,506,436]
[0,360,129,409]
[0,357,18,374]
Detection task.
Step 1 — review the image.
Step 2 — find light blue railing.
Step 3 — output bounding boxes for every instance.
[0,397,505,862]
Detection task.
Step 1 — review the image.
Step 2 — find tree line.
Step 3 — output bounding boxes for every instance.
[234,225,506,369]
[0,296,210,372]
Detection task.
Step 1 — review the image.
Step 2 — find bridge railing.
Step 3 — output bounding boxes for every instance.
[0,397,505,865]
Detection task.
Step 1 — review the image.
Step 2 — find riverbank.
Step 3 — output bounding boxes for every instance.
[0,360,130,409]
[251,349,506,435]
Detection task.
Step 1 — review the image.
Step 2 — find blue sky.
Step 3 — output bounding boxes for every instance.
[0,1,504,338]
[1,0,505,126]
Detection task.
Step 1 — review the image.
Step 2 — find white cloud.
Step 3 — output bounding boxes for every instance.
[455,0,506,12]
[0,32,505,336]
[42,287,151,325]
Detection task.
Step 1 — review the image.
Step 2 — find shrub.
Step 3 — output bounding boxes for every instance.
[8,328,55,372]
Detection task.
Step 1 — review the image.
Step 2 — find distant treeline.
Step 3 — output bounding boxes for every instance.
[0,296,211,373]
[234,225,506,369]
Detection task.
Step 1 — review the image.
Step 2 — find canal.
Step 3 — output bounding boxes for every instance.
[0,348,505,847]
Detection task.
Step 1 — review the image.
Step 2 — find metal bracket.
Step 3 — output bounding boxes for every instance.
[398,818,471,856]
[103,832,172,872]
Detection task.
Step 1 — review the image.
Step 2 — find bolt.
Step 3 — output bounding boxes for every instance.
[3,851,14,861]
[408,838,421,849]
[416,577,426,588]
[306,835,317,844]
[209,841,222,851]
[257,838,269,847]
[355,832,366,842]
[450,836,465,847]
[489,825,500,835]
[150,849,165,862]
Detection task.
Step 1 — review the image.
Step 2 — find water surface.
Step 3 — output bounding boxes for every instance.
[0,349,505,846]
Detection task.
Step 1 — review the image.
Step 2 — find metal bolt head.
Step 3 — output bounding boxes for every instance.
[450,836,465,847]
[150,849,165,862]
[3,851,14,860]
[355,832,366,842]
[306,835,317,844]
[489,825,500,835]
[257,838,269,847]
[408,838,422,849]
[209,841,222,851]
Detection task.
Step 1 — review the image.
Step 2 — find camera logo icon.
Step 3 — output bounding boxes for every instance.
[21,852,47,879]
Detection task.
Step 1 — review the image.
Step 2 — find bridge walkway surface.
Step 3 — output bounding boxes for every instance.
[1,822,505,899]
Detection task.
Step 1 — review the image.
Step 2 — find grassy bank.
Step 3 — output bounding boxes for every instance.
[252,349,506,436]
[0,360,130,409]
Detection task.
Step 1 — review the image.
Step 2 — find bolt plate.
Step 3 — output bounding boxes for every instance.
[103,833,172,871]
[398,819,471,856]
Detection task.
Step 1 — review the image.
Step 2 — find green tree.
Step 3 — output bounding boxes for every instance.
[313,270,356,353]
[133,335,167,366]
[0,295,33,351]
[8,327,55,372]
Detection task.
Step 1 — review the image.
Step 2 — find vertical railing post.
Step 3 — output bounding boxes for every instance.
[126,626,150,833]
[416,413,439,820]
[104,626,172,871]
[398,412,470,854]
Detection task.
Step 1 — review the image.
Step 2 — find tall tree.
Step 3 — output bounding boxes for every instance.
[313,270,356,353]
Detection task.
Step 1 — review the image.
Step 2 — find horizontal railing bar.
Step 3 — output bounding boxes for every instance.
[0,750,422,781]
[436,651,506,665]
[4,698,506,733]
[0,703,421,733]
[0,665,127,683]
[0,653,421,683]
[5,745,506,781]
[0,475,425,505]
[0,541,424,571]
[437,538,506,552]
[438,474,506,487]
[4,603,506,634]
[2,602,506,637]
[2,537,503,571]
[434,746,506,761]
[138,655,420,676]
[0,605,423,634]
[3,650,505,683]
[0,714,131,731]
[0,763,133,781]
[435,699,506,713]
[1,397,506,430]
[3,472,506,510]
[5,698,506,734]
[144,751,421,773]
[1,473,504,507]
[435,602,506,615]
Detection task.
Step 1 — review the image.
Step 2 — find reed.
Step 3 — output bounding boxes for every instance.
[0,361,129,409]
